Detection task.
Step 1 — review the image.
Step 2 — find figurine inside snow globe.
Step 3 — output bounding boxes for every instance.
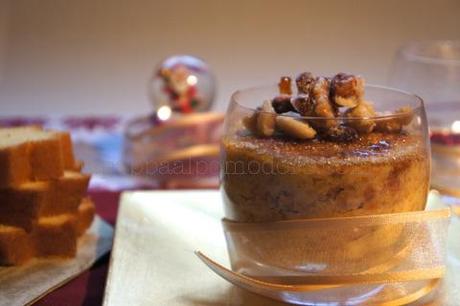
[149,55,215,120]
[124,55,222,188]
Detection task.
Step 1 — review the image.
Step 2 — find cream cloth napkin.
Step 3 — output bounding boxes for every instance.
[0,216,113,306]
[103,190,459,305]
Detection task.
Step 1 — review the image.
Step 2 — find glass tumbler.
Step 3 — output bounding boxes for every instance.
[220,84,431,275]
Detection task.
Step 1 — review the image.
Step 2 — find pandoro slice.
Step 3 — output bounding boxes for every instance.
[0,181,48,231]
[0,216,79,265]
[52,130,79,171]
[40,171,91,217]
[77,197,96,236]
[0,198,95,265]
[0,126,79,188]
[32,214,78,258]
[0,225,34,265]
[0,171,90,231]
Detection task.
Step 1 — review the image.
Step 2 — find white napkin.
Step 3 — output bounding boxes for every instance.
[0,216,113,306]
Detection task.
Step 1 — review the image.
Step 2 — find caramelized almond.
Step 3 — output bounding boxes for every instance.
[276,116,316,140]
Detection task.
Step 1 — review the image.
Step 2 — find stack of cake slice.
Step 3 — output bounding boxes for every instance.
[0,126,95,265]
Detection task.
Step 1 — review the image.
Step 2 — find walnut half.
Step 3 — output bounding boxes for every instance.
[295,72,315,94]
[309,77,338,129]
[344,101,377,134]
[330,73,364,108]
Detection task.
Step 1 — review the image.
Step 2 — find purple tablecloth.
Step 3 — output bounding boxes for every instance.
[33,190,120,306]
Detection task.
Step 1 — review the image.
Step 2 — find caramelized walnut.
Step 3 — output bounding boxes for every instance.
[257,100,277,136]
[291,94,313,116]
[272,95,295,114]
[344,101,377,134]
[309,77,338,129]
[276,116,316,140]
[311,76,330,98]
[330,73,364,107]
[295,72,315,94]
[278,76,292,95]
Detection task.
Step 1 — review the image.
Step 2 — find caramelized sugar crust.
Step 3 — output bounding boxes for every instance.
[221,132,429,222]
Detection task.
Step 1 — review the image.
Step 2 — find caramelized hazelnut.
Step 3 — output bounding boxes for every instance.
[278,76,292,95]
[272,95,295,113]
[330,73,364,107]
[295,72,315,94]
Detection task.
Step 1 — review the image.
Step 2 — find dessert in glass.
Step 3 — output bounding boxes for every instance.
[220,72,431,278]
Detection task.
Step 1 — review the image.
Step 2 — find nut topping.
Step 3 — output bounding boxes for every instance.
[311,76,330,98]
[242,111,258,134]
[272,95,295,114]
[295,72,315,94]
[344,101,376,134]
[278,76,293,95]
[375,106,414,133]
[276,116,316,140]
[395,106,414,125]
[257,100,277,137]
[330,73,364,107]
[309,77,338,129]
[241,71,414,142]
[291,94,313,116]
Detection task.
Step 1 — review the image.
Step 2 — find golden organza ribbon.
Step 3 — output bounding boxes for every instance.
[198,207,451,305]
[196,252,441,306]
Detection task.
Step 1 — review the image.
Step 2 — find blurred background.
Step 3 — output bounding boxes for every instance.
[0,0,459,192]
[0,0,459,115]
